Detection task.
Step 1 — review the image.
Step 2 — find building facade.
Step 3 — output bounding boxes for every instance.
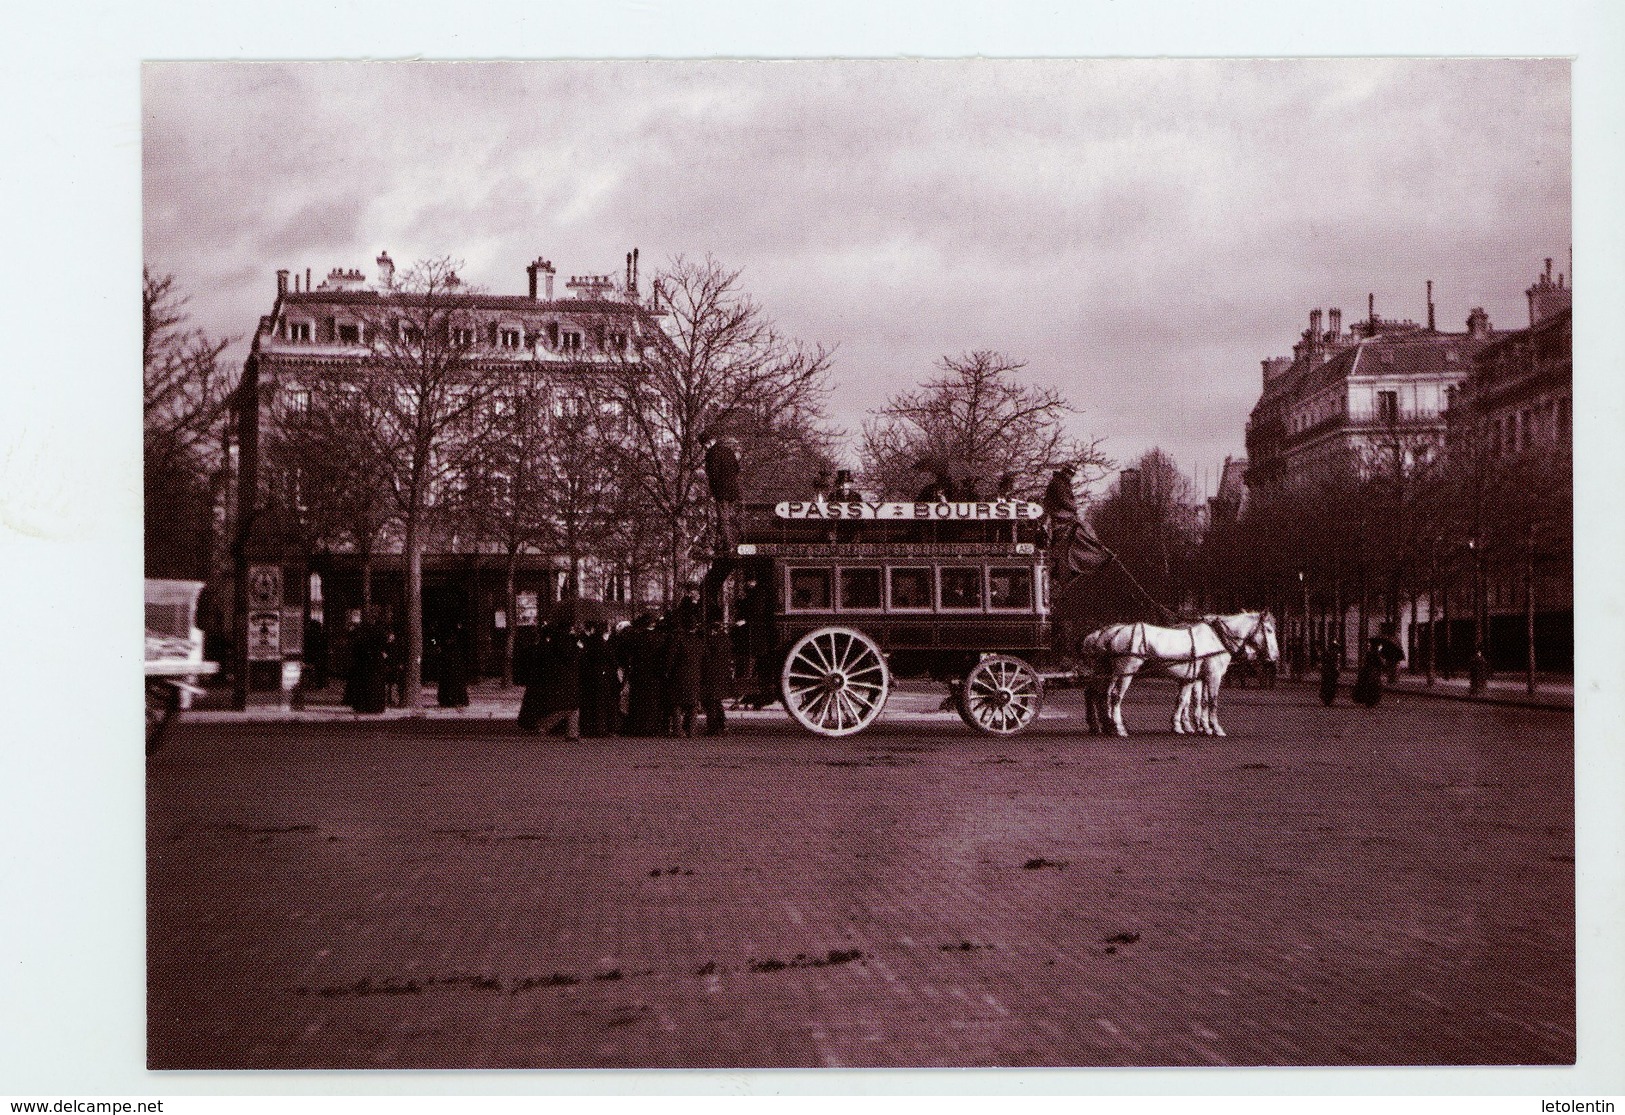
[1440,260,1573,673]
[236,249,663,686]
[1244,295,1495,490]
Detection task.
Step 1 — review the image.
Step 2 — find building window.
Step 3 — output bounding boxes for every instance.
[286,388,310,416]
[454,327,474,347]
[562,331,582,352]
[288,321,311,342]
[337,323,359,344]
[1377,390,1398,422]
[500,328,522,349]
[607,330,627,352]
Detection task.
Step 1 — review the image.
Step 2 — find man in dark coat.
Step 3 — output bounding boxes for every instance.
[702,432,742,552]
[1319,642,1342,706]
[578,623,620,737]
[618,616,662,736]
[349,617,389,715]
[665,620,706,738]
[1352,637,1385,708]
[700,620,735,736]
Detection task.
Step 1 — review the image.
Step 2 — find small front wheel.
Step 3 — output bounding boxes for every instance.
[146,681,181,756]
[780,627,890,737]
[957,654,1044,736]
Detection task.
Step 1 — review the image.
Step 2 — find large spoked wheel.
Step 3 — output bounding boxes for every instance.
[780,627,891,737]
[957,655,1044,736]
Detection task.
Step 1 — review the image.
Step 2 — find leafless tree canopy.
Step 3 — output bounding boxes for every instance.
[859,350,1110,500]
[595,255,838,594]
[144,269,235,477]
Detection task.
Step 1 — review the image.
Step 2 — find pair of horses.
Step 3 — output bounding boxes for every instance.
[1072,610,1278,737]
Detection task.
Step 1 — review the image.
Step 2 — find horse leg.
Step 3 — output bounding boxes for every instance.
[1173,680,1194,734]
[1205,668,1226,737]
[1109,669,1135,737]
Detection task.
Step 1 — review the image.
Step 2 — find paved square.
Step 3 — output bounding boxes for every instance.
[147,682,1574,1068]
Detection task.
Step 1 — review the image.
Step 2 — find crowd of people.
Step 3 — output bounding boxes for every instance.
[517,606,739,741]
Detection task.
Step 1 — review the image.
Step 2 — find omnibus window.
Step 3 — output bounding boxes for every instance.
[788,568,832,610]
[840,567,883,610]
[939,567,983,610]
[889,567,932,610]
[989,567,1034,609]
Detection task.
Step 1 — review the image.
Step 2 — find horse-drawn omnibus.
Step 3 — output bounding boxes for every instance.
[712,496,1276,739]
[714,497,1057,737]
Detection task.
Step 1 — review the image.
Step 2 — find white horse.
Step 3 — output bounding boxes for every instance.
[1077,611,1278,737]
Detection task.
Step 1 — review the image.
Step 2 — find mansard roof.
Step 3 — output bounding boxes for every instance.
[277,290,646,316]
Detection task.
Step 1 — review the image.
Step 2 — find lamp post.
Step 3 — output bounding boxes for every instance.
[1297,569,1309,679]
[1468,535,1487,695]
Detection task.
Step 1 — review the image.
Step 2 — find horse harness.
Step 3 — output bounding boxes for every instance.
[1206,612,1268,661]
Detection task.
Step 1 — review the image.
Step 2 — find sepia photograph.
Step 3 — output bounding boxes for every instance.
[134,56,1584,1073]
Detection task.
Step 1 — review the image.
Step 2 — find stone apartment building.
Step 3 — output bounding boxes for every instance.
[1443,260,1573,672]
[234,249,663,686]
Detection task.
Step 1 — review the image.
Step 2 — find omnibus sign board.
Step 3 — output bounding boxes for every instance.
[773,499,1044,522]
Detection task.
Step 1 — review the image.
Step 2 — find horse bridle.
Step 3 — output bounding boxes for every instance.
[1207,612,1271,660]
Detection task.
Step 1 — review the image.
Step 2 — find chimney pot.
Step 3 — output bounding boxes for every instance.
[277,269,289,296]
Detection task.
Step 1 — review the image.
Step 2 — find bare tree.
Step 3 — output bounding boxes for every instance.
[263,378,395,608]
[1090,448,1201,617]
[859,351,1110,499]
[143,270,235,577]
[597,255,836,598]
[348,258,497,707]
[144,269,235,476]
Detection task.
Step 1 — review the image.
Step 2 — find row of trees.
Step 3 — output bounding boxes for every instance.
[1090,422,1571,676]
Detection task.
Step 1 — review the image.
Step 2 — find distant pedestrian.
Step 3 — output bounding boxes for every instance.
[665,621,706,738]
[578,623,620,737]
[304,617,329,690]
[700,621,735,736]
[1319,643,1341,706]
[436,623,469,709]
[621,615,664,736]
[349,617,389,715]
[519,623,582,739]
[1352,637,1385,708]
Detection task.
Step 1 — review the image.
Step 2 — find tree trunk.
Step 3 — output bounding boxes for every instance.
[403,522,423,711]
[360,549,374,609]
[503,548,518,688]
[1526,524,1537,695]
[1425,566,1437,686]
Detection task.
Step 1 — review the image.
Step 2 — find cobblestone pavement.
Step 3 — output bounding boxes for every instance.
[147,680,1575,1069]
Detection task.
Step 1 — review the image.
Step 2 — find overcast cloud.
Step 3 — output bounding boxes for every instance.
[142,59,1569,492]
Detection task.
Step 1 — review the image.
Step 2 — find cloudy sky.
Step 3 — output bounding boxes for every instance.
[143,59,1569,491]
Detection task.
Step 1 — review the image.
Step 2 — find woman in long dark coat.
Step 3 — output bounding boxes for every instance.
[517,626,550,731]
[436,623,470,709]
